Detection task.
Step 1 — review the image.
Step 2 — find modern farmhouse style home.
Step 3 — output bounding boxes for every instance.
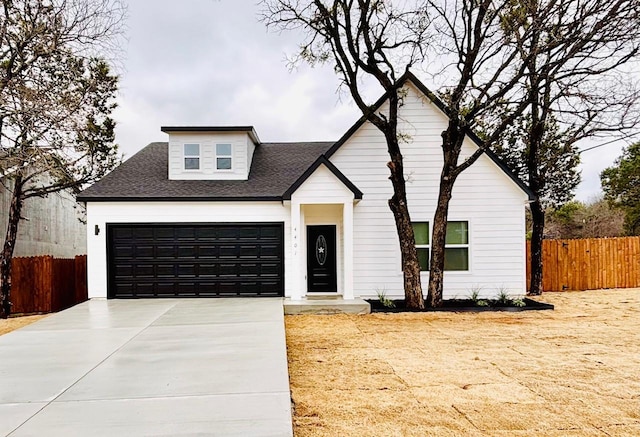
[78,73,534,301]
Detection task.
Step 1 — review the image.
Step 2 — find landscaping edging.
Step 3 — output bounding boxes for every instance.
[366,298,554,313]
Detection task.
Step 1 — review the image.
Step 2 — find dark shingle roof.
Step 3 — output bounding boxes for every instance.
[77,141,334,201]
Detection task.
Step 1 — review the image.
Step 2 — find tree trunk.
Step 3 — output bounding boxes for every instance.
[426,176,454,308]
[524,18,545,296]
[528,198,544,295]
[386,150,425,310]
[427,121,463,308]
[1,176,24,319]
[526,93,545,296]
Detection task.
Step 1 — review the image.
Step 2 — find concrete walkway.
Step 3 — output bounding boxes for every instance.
[0,298,293,436]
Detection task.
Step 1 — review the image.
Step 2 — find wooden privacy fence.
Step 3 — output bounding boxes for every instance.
[526,237,640,292]
[11,255,87,314]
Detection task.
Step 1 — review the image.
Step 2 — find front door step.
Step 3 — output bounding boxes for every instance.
[283,297,370,315]
[306,294,341,300]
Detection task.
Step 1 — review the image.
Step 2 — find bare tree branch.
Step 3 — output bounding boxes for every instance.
[0,0,125,318]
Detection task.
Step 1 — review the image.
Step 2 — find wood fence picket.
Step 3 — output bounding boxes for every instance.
[11,255,87,314]
[527,237,640,292]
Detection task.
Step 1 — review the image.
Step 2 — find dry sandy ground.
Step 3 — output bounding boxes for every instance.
[286,289,640,436]
[0,314,46,336]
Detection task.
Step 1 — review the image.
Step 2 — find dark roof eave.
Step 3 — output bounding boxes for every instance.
[78,195,283,202]
[160,126,261,144]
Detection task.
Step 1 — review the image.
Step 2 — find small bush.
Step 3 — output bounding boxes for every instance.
[376,288,395,308]
[511,297,526,307]
[495,287,512,305]
[468,285,483,303]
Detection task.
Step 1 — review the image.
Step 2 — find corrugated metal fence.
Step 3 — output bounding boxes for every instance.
[527,237,640,292]
[11,255,87,314]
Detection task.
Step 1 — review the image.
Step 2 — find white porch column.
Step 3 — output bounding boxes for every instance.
[290,200,303,300]
[343,200,354,300]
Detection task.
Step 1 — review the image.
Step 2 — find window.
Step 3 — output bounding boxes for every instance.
[444,221,469,271]
[411,221,469,271]
[184,143,200,170]
[413,222,430,271]
[216,143,232,170]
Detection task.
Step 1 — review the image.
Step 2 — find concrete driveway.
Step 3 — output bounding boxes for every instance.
[0,298,293,436]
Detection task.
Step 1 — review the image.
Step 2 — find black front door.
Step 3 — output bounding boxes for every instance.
[307,225,337,293]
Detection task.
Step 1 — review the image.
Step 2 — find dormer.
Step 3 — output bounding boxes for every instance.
[162,126,260,180]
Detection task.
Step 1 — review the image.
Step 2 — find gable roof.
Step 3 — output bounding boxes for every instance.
[77,141,334,201]
[282,156,363,200]
[324,71,536,201]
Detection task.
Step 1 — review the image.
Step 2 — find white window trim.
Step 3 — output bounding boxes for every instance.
[215,143,233,171]
[444,220,471,274]
[183,143,201,172]
[413,221,430,272]
[410,220,472,274]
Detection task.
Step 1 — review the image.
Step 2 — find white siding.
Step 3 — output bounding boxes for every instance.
[291,165,355,203]
[247,135,256,171]
[330,82,528,300]
[167,132,254,180]
[86,201,291,298]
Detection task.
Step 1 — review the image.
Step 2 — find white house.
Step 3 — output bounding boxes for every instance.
[78,73,534,301]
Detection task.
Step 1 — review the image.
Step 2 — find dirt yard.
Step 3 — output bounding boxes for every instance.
[0,314,46,336]
[286,289,640,436]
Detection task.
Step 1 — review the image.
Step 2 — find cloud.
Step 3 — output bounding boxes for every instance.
[575,140,626,201]
[227,68,359,142]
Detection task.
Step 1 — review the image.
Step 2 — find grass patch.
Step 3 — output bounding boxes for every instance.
[286,288,640,436]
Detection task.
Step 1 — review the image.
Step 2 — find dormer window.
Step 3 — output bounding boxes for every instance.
[184,143,200,170]
[216,143,233,170]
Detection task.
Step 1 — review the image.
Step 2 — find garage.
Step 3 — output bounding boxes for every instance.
[107,223,284,298]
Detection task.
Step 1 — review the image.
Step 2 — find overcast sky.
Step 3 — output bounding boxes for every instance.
[114,0,631,201]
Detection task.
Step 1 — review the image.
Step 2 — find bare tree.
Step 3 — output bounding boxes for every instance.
[262,0,546,307]
[421,0,538,306]
[0,0,126,318]
[261,0,431,309]
[499,0,640,295]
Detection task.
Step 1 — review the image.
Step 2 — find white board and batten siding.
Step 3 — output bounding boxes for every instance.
[167,132,253,180]
[86,201,291,299]
[329,82,529,300]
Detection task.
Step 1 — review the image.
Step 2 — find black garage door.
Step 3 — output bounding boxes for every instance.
[107,223,284,298]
